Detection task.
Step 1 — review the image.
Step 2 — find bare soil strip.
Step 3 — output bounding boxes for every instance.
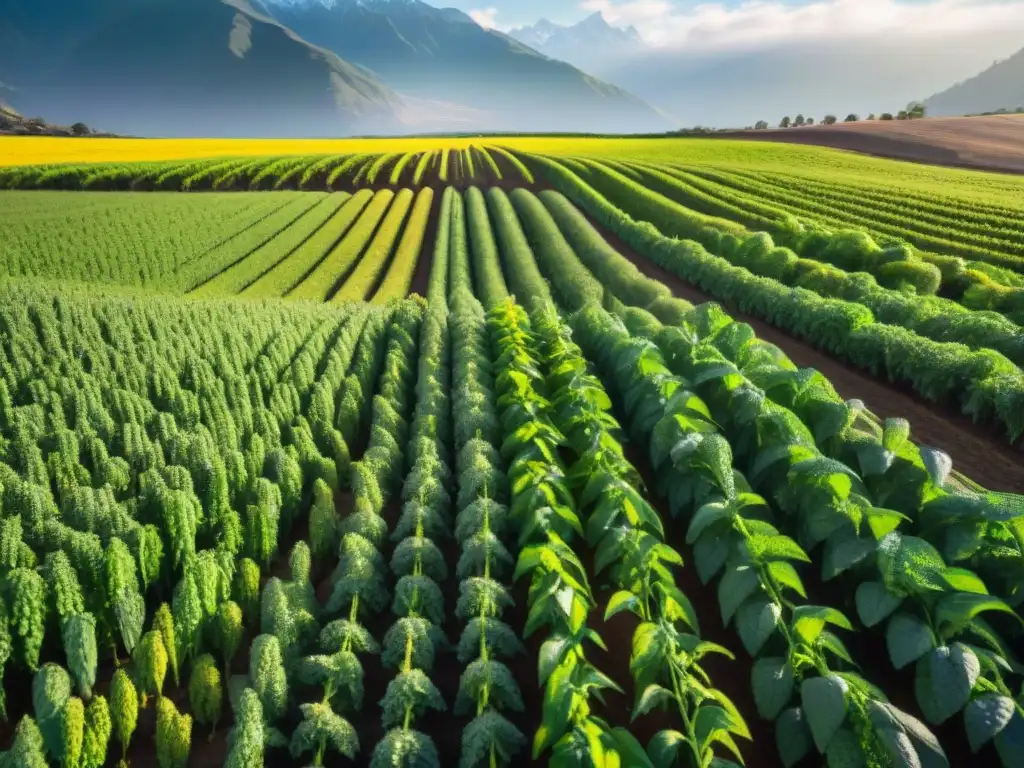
[715,114,1024,175]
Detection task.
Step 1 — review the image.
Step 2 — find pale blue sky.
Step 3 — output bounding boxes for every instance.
[430,0,1024,50]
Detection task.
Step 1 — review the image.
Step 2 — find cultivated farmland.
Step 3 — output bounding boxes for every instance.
[0,137,1022,768]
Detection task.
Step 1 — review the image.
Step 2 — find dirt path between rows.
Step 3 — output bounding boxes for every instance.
[590,219,1024,493]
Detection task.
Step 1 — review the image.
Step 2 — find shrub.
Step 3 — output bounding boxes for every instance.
[249,635,288,724]
[156,697,192,768]
[215,601,244,674]
[134,630,168,706]
[110,668,138,759]
[188,654,222,731]
[61,697,85,768]
[878,260,942,295]
[153,604,179,688]
[82,695,111,768]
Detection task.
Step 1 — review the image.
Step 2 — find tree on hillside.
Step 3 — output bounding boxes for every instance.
[806,117,815,125]
[822,115,837,125]
[907,101,926,119]
[779,116,791,128]
[880,112,894,120]
[897,110,909,120]
[844,114,859,122]
[754,120,768,130]
[794,114,805,126]
[867,113,876,120]
[71,123,90,136]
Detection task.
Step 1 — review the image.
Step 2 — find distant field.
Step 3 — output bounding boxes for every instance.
[718,114,1024,175]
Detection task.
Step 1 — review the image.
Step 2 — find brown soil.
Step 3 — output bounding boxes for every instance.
[716,114,1024,175]
[591,219,1024,494]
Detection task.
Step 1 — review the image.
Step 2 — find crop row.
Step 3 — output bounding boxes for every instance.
[714,166,1024,258]
[0,146,530,193]
[604,157,1024,321]
[598,159,1024,365]
[463,187,1024,766]
[190,194,349,298]
[524,153,1024,442]
[669,163,1024,304]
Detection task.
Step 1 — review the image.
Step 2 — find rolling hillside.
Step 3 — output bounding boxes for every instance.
[0,0,404,137]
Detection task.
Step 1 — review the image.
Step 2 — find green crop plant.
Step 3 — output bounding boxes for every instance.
[531,306,754,768]
[487,299,654,766]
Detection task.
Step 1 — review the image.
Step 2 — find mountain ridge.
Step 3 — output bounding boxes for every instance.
[0,0,405,137]
[263,0,665,132]
[926,46,1024,116]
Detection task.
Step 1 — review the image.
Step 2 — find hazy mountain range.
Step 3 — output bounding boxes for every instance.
[0,0,1020,136]
[0,0,665,136]
[502,12,1024,128]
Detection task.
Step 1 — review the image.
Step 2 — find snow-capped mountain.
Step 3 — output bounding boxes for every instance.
[508,12,645,73]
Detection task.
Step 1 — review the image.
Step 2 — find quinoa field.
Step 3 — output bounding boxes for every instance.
[0,137,1023,768]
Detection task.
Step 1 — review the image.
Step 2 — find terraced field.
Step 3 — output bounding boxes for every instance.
[0,137,1023,768]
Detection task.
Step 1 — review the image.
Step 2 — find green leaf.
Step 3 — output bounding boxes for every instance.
[941,568,989,595]
[886,612,935,669]
[694,533,729,585]
[872,704,950,768]
[707,688,751,740]
[655,543,684,567]
[767,561,807,598]
[736,596,782,656]
[693,705,734,753]
[792,605,853,645]
[964,694,1016,753]
[631,623,667,687]
[776,708,813,768]
[818,631,856,666]
[935,593,1021,639]
[855,581,903,628]
[801,675,849,753]
[655,582,700,634]
[647,729,686,768]
[877,533,948,596]
[914,644,980,725]
[994,710,1024,768]
[875,727,919,768]
[538,635,571,686]
[752,657,794,720]
[718,566,760,627]
[748,534,810,563]
[826,729,867,768]
[864,507,909,541]
[633,684,674,722]
[610,728,656,768]
[533,663,574,757]
[823,533,875,580]
[687,501,732,545]
[605,590,640,622]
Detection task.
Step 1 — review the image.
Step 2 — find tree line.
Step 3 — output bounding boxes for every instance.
[755,101,927,130]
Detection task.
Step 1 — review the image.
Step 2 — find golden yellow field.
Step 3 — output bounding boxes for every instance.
[0,136,499,166]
